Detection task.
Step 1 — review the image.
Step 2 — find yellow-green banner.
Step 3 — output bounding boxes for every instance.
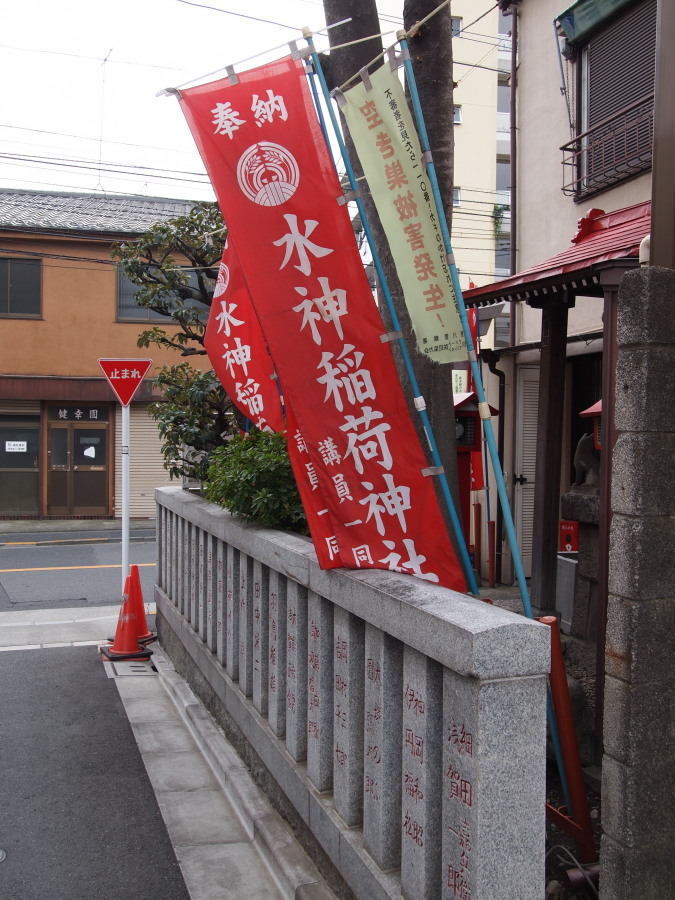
[341,63,465,364]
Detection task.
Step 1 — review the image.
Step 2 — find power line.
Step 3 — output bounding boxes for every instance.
[0,172,214,200]
[0,154,210,186]
[0,151,209,181]
[175,0,301,31]
[0,123,206,157]
[0,41,191,73]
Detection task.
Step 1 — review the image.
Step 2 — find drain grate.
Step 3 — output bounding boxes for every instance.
[103,659,157,678]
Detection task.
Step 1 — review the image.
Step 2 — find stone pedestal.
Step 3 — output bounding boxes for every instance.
[561,488,600,642]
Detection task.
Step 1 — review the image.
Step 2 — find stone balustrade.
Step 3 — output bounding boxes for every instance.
[154,485,550,899]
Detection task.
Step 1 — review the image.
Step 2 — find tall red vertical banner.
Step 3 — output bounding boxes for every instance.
[204,238,284,433]
[179,57,466,591]
[204,239,342,567]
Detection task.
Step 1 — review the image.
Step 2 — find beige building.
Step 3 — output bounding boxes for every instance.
[465,0,655,599]
[0,189,198,519]
[452,0,513,293]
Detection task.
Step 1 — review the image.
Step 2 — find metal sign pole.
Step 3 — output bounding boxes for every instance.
[121,401,130,587]
[98,358,152,591]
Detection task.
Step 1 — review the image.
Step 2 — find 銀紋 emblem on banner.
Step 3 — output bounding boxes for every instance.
[178,56,466,591]
[340,63,465,364]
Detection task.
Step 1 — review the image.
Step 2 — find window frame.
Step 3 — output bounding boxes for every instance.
[561,0,657,199]
[117,266,208,324]
[0,257,42,319]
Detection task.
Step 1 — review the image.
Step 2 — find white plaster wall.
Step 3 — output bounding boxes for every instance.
[452,1,500,291]
[515,0,652,339]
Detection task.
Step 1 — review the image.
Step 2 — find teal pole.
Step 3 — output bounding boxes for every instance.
[398,34,572,809]
[303,35,479,596]
[398,36,534,618]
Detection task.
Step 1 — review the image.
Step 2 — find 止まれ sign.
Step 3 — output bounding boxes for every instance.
[98,359,153,406]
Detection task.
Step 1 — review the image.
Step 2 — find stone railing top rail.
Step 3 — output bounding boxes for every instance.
[157,486,550,681]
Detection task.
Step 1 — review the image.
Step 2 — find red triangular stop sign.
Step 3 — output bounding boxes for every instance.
[98,358,153,406]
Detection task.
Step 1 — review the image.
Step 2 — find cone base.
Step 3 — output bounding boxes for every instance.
[138,632,157,644]
[100,644,153,661]
[107,632,156,644]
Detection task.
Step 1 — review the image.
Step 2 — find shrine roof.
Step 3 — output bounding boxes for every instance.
[464,200,650,307]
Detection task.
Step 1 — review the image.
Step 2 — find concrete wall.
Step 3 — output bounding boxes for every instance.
[154,486,551,900]
[601,266,675,897]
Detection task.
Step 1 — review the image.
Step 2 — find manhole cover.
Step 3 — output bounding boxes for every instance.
[0,849,6,863]
[111,660,157,677]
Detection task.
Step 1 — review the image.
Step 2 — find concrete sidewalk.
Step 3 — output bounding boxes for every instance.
[0,606,333,900]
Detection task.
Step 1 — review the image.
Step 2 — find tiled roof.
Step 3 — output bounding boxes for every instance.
[0,189,199,235]
[464,200,650,306]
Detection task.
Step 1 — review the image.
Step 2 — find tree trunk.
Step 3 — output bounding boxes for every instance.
[321,1,463,556]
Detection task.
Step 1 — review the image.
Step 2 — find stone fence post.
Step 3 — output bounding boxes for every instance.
[601,266,675,897]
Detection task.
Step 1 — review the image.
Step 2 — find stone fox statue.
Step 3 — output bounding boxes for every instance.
[573,432,599,488]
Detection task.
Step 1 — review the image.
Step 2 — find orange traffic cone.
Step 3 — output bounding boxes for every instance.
[129,564,156,644]
[101,576,152,661]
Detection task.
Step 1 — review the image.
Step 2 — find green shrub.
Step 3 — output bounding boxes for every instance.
[204,430,308,533]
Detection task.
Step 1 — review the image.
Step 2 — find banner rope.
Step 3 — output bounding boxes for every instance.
[157,17,353,97]
[304,35,479,597]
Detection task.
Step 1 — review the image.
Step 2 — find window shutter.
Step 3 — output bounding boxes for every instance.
[587,0,657,126]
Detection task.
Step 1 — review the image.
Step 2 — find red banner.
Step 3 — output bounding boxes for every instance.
[470,449,484,491]
[204,239,285,432]
[204,240,340,566]
[179,56,465,591]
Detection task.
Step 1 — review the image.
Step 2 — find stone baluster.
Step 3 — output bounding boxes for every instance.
[267,570,287,738]
[363,624,403,870]
[307,591,334,793]
[252,560,269,716]
[400,648,443,900]
[285,581,307,762]
[238,554,253,697]
[333,607,365,827]
[225,544,239,681]
[215,540,225,664]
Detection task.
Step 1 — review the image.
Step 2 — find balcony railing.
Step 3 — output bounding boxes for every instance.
[561,94,654,199]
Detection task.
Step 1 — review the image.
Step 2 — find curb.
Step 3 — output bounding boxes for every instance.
[152,647,336,900]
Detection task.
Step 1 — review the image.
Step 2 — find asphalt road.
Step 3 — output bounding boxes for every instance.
[0,530,157,612]
[0,645,190,900]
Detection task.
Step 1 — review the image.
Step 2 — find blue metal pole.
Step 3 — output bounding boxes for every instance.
[303,36,479,596]
[398,36,534,619]
[399,34,572,810]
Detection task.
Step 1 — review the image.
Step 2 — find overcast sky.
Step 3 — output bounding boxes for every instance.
[1,0,403,202]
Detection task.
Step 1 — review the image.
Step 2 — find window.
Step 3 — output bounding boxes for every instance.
[496,159,511,193]
[453,188,461,207]
[0,259,41,318]
[118,270,166,322]
[118,268,208,322]
[495,238,510,273]
[560,0,657,198]
[451,17,462,37]
[453,105,462,124]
